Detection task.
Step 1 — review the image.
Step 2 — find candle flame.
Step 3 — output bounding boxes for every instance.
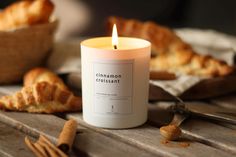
[112,24,118,49]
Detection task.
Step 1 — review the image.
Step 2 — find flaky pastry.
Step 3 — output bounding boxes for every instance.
[0,81,81,113]
[106,16,234,77]
[0,68,82,113]
[24,67,68,90]
[0,0,54,30]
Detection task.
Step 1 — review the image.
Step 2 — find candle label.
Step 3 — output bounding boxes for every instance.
[93,59,133,115]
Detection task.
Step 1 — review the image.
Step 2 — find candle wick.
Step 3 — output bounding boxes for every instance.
[114,45,117,49]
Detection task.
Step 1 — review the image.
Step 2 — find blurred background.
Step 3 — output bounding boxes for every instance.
[1,0,236,39]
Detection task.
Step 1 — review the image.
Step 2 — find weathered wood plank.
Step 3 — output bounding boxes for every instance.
[0,107,232,157]
[73,129,156,157]
[181,119,236,153]
[149,102,236,154]
[210,93,236,110]
[208,96,236,129]
[0,85,236,156]
[0,121,34,157]
[0,111,157,157]
[67,112,233,157]
[0,112,62,142]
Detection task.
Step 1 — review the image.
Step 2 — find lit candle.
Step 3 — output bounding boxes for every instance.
[112,24,118,49]
[80,24,151,129]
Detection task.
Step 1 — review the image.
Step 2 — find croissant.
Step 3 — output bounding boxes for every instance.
[0,67,82,113]
[0,81,82,113]
[24,67,68,90]
[0,0,54,31]
[106,16,234,77]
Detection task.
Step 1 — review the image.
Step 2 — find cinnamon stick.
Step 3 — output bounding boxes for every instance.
[57,119,77,153]
[150,71,176,80]
[39,135,68,157]
[37,141,59,157]
[34,142,48,157]
[25,136,44,157]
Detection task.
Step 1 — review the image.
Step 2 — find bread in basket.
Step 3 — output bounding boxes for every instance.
[0,0,57,84]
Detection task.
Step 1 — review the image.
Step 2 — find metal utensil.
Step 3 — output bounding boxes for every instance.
[169,95,236,125]
[159,103,188,140]
[169,112,188,126]
[160,95,236,140]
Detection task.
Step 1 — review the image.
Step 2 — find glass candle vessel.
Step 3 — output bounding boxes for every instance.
[81,37,151,128]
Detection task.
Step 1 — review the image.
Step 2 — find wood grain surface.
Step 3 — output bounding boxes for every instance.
[0,111,156,157]
[0,122,34,157]
[67,110,235,157]
[0,86,235,157]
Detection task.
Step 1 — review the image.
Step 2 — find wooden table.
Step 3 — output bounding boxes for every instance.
[0,86,235,157]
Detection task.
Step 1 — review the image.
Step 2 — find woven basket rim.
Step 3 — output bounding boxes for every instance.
[0,18,58,34]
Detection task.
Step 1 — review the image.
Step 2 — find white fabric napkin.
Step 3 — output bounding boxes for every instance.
[176,28,236,66]
[48,29,236,97]
[149,75,202,96]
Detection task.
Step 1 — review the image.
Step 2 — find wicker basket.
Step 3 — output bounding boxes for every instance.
[0,20,58,84]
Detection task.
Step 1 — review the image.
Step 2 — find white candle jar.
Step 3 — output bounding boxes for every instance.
[81,37,151,129]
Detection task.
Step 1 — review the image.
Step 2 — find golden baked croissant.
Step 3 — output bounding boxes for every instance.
[0,81,82,113]
[0,0,54,31]
[24,67,68,90]
[106,16,234,77]
[0,67,82,113]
